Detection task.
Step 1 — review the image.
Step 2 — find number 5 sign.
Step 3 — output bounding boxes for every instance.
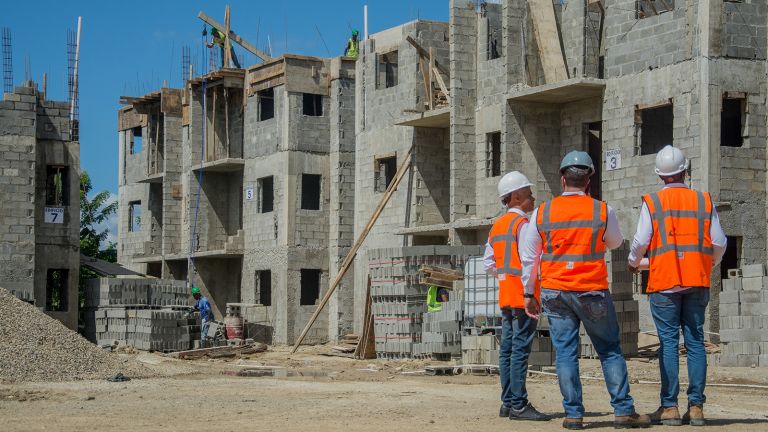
[606,149,622,171]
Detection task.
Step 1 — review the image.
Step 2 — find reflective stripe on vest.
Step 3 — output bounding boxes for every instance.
[643,188,714,292]
[537,195,609,291]
[489,212,539,308]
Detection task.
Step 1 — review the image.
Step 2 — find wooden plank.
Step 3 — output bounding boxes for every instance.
[292,148,414,353]
[420,265,464,279]
[224,5,232,68]
[419,277,455,289]
[431,65,451,104]
[427,48,434,110]
[198,11,271,62]
[405,36,449,76]
[529,0,568,83]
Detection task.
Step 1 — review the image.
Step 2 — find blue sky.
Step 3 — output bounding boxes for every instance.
[4,0,448,203]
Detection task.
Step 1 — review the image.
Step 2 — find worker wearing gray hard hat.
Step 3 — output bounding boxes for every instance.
[628,145,726,426]
[520,151,650,429]
[484,171,549,421]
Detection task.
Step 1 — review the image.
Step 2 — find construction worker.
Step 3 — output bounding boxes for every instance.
[206,26,241,69]
[191,287,213,347]
[628,145,726,427]
[426,285,450,312]
[520,151,651,429]
[484,171,549,421]
[344,29,359,58]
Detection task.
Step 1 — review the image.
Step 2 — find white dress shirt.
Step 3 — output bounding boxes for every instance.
[520,191,624,295]
[628,183,727,292]
[484,207,529,276]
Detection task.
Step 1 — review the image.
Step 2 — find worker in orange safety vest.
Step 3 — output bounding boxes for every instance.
[628,145,726,427]
[484,171,549,421]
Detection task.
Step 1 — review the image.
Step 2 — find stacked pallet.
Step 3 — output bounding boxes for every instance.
[718,263,768,367]
[82,278,198,352]
[368,246,482,359]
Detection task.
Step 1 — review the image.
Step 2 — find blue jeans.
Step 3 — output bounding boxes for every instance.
[499,308,537,410]
[201,319,210,348]
[540,288,635,418]
[650,289,709,408]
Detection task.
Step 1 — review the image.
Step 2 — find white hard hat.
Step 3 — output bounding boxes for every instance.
[497,171,533,198]
[654,145,689,176]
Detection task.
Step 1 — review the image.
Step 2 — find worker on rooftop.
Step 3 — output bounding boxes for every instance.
[344,29,359,59]
[484,171,549,421]
[628,145,726,427]
[192,287,214,348]
[206,26,241,69]
[520,151,651,429]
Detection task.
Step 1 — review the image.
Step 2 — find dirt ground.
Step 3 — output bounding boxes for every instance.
[2,345,768,432]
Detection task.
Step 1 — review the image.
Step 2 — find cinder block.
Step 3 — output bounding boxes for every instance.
[727,268,742,279]
[741,264,765,278]
[741,277,764,292]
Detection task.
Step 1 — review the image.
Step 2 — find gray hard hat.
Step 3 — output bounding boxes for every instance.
[560,150,595,176]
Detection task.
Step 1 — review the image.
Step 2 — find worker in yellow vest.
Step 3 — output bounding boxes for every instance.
[207,26,241,69]
[484,171,549,421]
[520,151,650,429]
[628,145,726,427]
[344,29,359,59]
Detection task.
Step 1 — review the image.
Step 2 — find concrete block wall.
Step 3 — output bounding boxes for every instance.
[328,73,356,341]
[0,88,38,301]
[721,0,767,60]
[0,83,80,329]
[603,0,696,78]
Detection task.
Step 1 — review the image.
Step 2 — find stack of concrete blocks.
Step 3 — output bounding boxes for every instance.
[579,244,639,358]
[416,300,463,360]
[461,257,555,368]
[718,264,768,367]
[82,277,197,351]
[368,246,481,359]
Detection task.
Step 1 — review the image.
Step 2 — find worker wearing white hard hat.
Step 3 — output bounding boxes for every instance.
[628,145,727,426]
[484,171,549,421]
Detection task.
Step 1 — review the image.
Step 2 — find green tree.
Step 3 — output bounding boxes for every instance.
[79,171,118,314]
[80,171,118,261]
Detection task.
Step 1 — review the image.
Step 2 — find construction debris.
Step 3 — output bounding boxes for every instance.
[0,287,149,383]
[171,343,267,360]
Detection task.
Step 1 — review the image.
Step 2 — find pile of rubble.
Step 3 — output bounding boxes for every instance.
[0,287,149,382]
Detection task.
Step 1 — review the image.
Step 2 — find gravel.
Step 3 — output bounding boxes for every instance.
[0,287,151,383]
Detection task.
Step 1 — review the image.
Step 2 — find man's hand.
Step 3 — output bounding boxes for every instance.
[524,297,540,320]
[628,264,640,274]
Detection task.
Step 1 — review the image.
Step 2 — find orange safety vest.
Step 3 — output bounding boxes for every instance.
[642,188,713,292]
[489,211,539,309]
[536,195,608,291]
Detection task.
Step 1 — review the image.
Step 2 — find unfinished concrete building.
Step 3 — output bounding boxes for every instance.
[353,0,768,344]
[0,81,80,329]
[118,55,357,344]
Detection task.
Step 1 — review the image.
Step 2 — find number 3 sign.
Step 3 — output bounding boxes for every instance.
[605,149,621,171]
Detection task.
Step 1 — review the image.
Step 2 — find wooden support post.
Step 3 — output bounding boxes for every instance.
[42,73,46,101]
[291,146,415,353]
[419,58,431,110]
[428,48,434,110]
[431,65,451,104]
[529,0,568,83]
[224,87,230,158]
[224,5,232,68]
[198,11,271,62]
[405,36,449,76]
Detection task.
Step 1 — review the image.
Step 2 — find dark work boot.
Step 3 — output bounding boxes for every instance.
[500,404,511,418]
[614,412,651,429]
[562,417,584,430]
[509,403,550,421]
[648,406,682,426]
[682,404,705,426]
